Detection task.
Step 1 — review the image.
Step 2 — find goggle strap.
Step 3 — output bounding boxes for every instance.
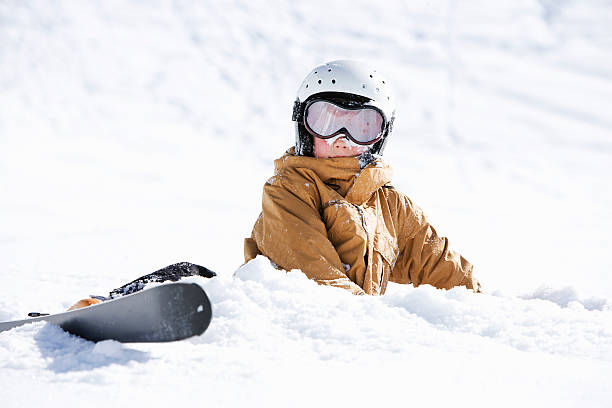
[292,99,302,122]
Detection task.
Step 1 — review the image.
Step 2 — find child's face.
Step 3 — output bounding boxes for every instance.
[313,134,370,158]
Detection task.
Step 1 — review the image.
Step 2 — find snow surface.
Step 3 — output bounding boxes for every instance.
[1,0,612,406]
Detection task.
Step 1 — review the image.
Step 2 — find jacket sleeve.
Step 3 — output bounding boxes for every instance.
[245,175,365,295]
[391,193,481,292]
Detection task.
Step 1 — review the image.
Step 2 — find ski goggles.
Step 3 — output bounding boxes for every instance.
[303,99,386,145]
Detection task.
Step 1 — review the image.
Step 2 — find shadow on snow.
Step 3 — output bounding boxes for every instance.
[34,323,150,373]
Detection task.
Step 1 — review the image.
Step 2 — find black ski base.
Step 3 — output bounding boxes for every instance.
[1,283,212,342]
[0,262,217,343]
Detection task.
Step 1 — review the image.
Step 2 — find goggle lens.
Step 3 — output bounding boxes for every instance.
[305,100,385,145]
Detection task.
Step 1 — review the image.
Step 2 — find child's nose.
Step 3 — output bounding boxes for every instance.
[333,136,350,148]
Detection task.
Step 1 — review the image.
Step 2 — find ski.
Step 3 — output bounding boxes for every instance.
[0,282,212,343]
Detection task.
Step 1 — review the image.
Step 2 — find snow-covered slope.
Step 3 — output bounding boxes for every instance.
[1,1,611,406]
[2,259,612,406]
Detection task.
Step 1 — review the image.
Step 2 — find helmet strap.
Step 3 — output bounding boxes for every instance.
[295,122,314,156]
[291,98,303,122]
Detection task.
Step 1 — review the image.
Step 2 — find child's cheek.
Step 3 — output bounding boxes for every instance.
[313,137,333,158]
[350,144,370,155]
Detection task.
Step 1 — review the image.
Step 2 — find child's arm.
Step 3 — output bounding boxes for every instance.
[245,176,365,296]
[392,193,481,292]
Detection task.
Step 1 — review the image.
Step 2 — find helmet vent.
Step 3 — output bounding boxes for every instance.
[331,79,336,84]
[369,74,373,78]
[328,68,331,72]
[314,71,318,74]
[305,84,308,88]
[362,84,366,89]
[318,79,322,84]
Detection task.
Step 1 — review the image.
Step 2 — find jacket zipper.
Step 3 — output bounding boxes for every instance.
[353,203,390,290]
[352,204,375,280]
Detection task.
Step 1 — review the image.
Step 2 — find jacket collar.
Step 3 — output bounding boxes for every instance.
[275,147,393,205]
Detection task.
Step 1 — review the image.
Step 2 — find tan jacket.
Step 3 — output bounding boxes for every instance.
[244,148,480,296]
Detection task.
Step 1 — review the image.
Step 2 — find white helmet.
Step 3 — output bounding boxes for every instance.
[292,60,396,156]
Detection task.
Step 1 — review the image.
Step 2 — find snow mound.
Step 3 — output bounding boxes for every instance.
[190,256,612,362]
[520,285,609,311]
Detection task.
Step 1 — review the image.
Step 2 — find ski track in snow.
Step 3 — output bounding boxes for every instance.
[1,0,612,406]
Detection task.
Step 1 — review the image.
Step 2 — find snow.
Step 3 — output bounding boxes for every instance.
[1,0,612,406]
[2,259,611,406]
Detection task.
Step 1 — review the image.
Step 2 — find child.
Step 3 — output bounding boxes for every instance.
[244,60,480,296]
[69,60,479,311]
